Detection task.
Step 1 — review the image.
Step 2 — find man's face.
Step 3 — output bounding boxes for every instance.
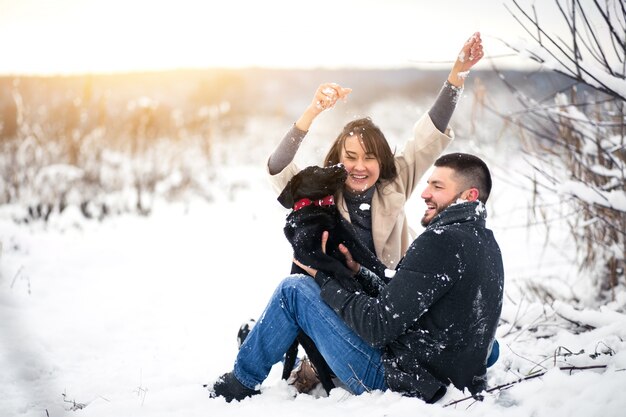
[420,167,463,227]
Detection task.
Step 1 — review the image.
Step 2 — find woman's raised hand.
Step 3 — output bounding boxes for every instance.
[311,83,352,113]
[448,32,484,87]
[295,83,352,131]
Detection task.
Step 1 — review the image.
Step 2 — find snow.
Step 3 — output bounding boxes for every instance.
[2,83,626,416]
[560,180,626,212]
[1,160,625,417]
[384,269,396,279]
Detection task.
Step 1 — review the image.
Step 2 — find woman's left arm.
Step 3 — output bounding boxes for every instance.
[395,32,485,197]
[429,32,484,133]
[447,32,484,88]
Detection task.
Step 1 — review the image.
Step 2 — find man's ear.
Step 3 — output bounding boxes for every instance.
[464,187,480,202]
[277,177,300,208]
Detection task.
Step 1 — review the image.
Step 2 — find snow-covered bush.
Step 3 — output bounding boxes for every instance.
[0,81,222,222]
[497,0,626,300]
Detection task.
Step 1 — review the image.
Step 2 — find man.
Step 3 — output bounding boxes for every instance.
[207,153,504,403]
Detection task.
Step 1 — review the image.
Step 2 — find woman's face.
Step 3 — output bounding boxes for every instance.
[340,134,381,194]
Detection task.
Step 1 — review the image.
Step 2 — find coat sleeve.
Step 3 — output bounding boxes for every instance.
[393,114,454,199]
[319,231,462,348]
[353,265,389,297]
[265,160,301,196]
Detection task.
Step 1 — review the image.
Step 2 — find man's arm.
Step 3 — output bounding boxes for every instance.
[318,233,462,348]
[353,266,388,297]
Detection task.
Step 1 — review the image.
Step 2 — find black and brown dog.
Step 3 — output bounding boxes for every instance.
[277,164,387,393]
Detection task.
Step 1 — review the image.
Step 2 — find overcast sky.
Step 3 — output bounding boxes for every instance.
[0,0,568,75]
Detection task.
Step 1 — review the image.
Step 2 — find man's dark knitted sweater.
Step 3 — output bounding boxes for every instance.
[315,201,504,401]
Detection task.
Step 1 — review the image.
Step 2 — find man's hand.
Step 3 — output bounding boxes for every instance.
[448,32,484,87]
[338,243,360,275]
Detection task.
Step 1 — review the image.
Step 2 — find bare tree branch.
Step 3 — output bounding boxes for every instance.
[593,0,626,50]
[509,0,626,100]
[574,0,614,71]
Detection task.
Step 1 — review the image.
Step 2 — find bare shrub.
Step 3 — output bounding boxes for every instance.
[0,76,226,222]
[492,0,626,300]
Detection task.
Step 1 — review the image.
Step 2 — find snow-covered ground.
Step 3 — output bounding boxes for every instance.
[2,159,625,417]
[1,107,626,416]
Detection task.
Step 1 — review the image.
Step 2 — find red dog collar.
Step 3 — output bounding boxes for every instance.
[293,195,335,211]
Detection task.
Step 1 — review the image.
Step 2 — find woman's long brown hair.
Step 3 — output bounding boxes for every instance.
[323,117,397,183]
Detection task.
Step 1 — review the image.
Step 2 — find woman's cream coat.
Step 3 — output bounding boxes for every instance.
[267,114,453,268]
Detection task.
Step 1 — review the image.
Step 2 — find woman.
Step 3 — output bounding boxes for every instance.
[267,33,484,269]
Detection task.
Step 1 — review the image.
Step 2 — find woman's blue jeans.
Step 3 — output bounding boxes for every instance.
[233,274,388,394]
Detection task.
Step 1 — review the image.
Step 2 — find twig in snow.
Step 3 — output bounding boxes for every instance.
[560,365,607,374]
[134,369,149,406]
[554,311,596,333]
[443,365,607,408]
[9,265,24,289]
[590,341,615,359]
[9,266,30,295]
[553,345,585,367]
[444,371,546,408]
[507,344,549,375]
[502,294,526,337]
[62,392,87,411]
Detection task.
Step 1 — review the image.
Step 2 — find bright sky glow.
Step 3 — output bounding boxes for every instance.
[0,0,565,75]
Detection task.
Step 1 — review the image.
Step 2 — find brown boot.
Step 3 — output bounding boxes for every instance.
[287,357,321,394]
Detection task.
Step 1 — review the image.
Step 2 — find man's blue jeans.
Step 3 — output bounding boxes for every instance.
[234,274,387,394]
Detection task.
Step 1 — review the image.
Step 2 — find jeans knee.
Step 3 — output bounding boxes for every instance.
[279,274,314,291]
[277,274,319,303]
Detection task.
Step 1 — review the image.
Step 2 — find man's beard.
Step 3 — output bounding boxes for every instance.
[420,204,445,227]
[420,194,465,227]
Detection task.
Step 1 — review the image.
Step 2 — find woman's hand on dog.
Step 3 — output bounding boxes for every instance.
[293,230,329,277]
[293,231,360,278]
[295,83,352,131]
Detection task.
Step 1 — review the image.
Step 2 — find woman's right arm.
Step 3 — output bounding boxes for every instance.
[267,125,308,175]
[267,83,351,175]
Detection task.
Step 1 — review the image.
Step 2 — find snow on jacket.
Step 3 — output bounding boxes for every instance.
[266,113,454,269]
[316,201,505,402]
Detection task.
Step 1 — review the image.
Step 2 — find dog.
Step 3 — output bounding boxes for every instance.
[277,164,387,393]
[278,164,386,290]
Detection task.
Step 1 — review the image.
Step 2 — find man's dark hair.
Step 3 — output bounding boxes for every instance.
[434,153,492,203]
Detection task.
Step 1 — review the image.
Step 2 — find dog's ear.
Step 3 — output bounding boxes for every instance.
[277,176,300,209]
